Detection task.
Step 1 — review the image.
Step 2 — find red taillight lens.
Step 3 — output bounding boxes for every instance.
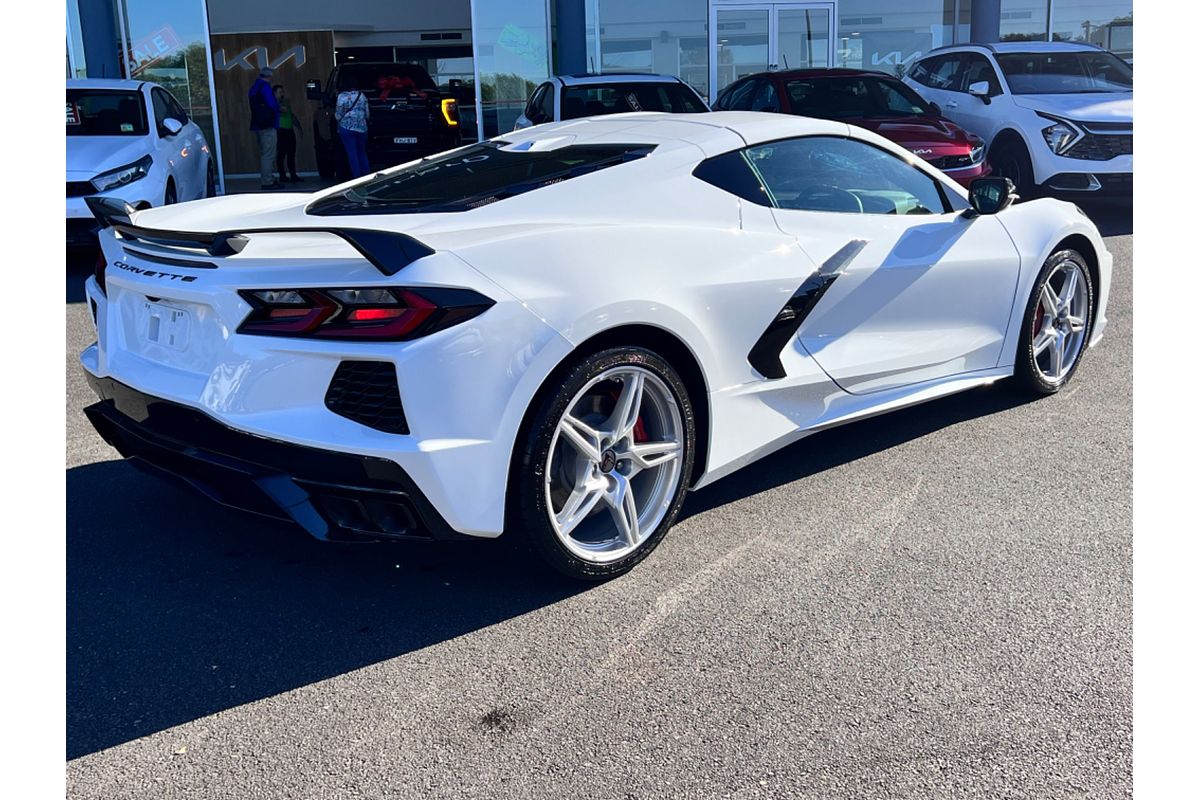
[236,286,492,341]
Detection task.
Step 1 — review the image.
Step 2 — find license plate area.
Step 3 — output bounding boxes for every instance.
[142,300,191,351]
[393,137,418,144]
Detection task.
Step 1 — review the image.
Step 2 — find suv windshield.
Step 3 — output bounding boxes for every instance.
[336,64,438,96]
[67,89,148,136]
[561,83,707,118]
[995,51,1132,94]
[785,76,933,118]
[308,141,655,215]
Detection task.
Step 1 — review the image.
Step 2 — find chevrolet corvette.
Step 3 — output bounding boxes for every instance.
[79,112,1111,579]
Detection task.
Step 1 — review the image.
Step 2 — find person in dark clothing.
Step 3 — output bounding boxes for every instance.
[273,84,303,183]
[247,66,281,190]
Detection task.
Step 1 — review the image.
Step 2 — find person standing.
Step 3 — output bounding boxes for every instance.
[335,84,370,178]
[273,84,303,183]
[248,66,282,190]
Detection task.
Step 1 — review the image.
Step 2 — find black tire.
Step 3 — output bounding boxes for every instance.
[990,136,1035,200]
[1013,248,1095,395]
[163,180,177,206]
[509,346,696,581]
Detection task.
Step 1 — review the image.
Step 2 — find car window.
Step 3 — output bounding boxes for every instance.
[785,76,931,119]
[66,89,148,136]
[928,55,964,91]
[526,84,549,122]
[745,136,950,215]
[560,82,707,118]
[907,57,936,88]
[308,141,656,215]
[995,51,1132,94]
[539,84,556,120]
[151,88,177,135]
[959,54,1001,95]
[720,79,759,111]
[750,79,779,112]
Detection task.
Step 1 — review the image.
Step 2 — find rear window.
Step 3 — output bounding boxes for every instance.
[561,82,707,119]
[336,64,438,95]
[307,141,655,215]
[67,89,148,136]
[785,76,932,119]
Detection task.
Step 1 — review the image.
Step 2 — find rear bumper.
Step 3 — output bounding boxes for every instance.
[1043,171,1132,195]
[82,373,468,543]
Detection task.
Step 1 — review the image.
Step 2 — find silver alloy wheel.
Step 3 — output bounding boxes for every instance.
[1032,258,1090,384]
[545,365,684,563]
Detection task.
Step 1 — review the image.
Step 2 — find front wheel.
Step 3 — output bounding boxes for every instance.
[1013,249,1094,394]
[990,138,1035,200]
[511,347,696,580]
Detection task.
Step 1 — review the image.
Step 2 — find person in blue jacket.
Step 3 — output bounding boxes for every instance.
[248,66,282,190]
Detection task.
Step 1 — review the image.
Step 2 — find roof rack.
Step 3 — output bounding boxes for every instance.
[926,43,997,54]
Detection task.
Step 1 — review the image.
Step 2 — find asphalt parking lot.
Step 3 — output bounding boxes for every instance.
[66,201,1131,799]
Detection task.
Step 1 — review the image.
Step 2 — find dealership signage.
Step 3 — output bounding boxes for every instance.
[214,46,307,72]
[129,25,182,76]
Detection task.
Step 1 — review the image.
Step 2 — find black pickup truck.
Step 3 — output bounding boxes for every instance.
[306,63,462,179]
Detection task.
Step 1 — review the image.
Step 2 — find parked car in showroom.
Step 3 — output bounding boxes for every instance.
[514,73,709,130]
[306,62,461,180]
[67,78,215,247]
[79,113,1110,580]
[903,42,1132,197]
[714,68,989,186]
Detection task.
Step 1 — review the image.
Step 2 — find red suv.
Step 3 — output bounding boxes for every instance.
[714,69,990,186]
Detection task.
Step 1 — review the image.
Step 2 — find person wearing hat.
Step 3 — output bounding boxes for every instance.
[248,66,282,190]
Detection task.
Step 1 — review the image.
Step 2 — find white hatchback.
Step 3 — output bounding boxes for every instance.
[67,78,215,246]
[902,42,1132,198]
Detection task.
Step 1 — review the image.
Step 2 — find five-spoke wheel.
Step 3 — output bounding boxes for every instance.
[1016,249,1093,393]
[512,347,695,580]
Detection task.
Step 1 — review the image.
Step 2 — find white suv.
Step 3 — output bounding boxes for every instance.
[902,42,1131,197]
[514,73,709,130]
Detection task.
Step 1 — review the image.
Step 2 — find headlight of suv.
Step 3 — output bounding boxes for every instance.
[1037,112,1083,156]
[91,155,154,193]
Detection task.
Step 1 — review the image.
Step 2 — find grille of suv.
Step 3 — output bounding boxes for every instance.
[324,360,409,434]
[927,154,974,170]
[1069,134,1133,161]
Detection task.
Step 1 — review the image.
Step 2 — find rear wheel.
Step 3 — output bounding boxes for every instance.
[163,180,177,206]
[511,347,695,580]
[1014,249,1094,394]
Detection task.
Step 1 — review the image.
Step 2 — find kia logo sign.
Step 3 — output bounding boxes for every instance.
[911,148,933,156]
[214,46,306,72]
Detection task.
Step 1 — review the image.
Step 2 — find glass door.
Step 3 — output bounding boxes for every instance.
[710,2,836,102]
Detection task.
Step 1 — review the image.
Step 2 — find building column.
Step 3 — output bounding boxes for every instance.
[555,0,587,75]
[970,0,1002,44]
[76,0,123,79]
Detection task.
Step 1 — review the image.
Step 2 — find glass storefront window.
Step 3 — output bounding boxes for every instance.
[591,0,710,102]
[999,0,1049,42]
[470,0,551,140]
[119,0,220,172]
[1050,2,1132,61]
[836,1,957,74]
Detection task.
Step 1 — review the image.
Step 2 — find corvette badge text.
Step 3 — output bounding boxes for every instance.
[111,261,198,282]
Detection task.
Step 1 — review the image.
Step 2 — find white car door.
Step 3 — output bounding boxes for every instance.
[149,87,200,201]
[748,135,1021,394]
[950,52,1006,144]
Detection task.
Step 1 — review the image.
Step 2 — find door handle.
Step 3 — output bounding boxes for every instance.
[945,100,959,109]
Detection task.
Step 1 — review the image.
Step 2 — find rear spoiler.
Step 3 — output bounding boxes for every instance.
[85,195,434,277]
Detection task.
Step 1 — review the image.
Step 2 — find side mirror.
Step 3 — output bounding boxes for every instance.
[965,177,1017,217]
[161,117,183,136]
[305,79,322,101]
[967,81,992,104]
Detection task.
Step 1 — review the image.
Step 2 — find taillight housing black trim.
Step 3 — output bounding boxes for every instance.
[236,286,494,341]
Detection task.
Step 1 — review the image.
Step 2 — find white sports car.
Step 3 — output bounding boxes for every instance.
[79,112,1110,580]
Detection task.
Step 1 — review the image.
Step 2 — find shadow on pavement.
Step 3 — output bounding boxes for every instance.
[67,247,95,304]
[1072,197,1132,237]
[66,462,584,759]
[68,380,1037,759]
[680,381,1038,522]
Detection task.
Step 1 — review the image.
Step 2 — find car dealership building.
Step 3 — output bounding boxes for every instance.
[66,0,1131,188]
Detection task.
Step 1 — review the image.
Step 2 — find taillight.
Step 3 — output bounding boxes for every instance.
[94,251,107,296]
[440,98,459,127]
[237,286,492,341]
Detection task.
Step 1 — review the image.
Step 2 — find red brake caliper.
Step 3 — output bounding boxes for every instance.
[610,390,649,442]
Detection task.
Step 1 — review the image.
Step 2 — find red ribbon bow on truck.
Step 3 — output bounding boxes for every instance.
[377,76,427,101]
